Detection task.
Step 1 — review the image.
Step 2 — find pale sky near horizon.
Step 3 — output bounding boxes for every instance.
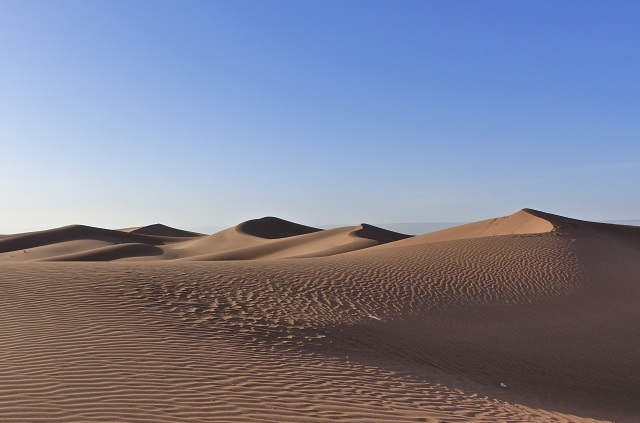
[1,0,639,234]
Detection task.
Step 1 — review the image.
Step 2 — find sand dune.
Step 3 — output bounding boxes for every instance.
[0,224,199,262]
[120,223,203,237]
[0,209,638,422]
[380,208,553,248]
[177,219,411,260]
[237,216,322,238]
[0,217,410,262]
[0,224,161,252]
[0,225,163,262]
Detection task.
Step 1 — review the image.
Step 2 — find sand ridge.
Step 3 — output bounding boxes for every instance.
[120,223,204,237]
[177,222,412,261]
[378,208,554,249]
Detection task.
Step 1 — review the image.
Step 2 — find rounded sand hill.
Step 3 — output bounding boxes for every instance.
[381,208,554,248]
[122,223,203,238]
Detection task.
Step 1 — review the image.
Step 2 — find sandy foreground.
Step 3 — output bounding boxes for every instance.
[1,209,638,422]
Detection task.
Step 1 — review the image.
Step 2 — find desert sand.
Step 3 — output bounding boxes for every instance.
[0,209,638,422]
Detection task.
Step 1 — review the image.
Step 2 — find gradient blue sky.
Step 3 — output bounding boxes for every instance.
[1,0,639,233]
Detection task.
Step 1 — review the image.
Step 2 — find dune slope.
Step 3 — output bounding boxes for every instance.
[0,218,409,262]
[381,208,554,248]
[172,218,411,260]
[0,224,198,261]
[47,243,164,261]
[0,224,163,252]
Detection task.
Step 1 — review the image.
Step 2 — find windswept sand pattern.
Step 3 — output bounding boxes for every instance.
[1,210,639,422]
[126,233,581,332]
[0,263,606,423]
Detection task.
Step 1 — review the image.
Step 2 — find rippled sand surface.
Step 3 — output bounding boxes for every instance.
[1,209,638,422]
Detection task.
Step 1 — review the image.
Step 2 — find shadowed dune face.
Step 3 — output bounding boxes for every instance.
[123,224,203,238]
[0,209,639,422]
[236,216,322,239]
[524,208,640,248]
[353,223,412,243]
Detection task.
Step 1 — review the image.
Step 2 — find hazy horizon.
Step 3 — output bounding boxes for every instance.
[2,0,639,233]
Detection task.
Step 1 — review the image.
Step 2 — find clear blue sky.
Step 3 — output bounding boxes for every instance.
[1,0,639,233]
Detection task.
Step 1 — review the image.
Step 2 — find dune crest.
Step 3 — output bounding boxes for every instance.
[182,223,411,261]
[122,223,203,238]
[236,216,322,239]
[174,218,410,261]
[382,208,554,248]
[0,224,194,262]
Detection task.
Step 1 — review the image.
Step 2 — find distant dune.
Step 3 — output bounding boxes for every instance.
[237,216,322,238]
[0,209,638,422]
[0,217,411,262]
[179,221,411,261]
[0,224,194,262]
[120,223,203,237]
[172,217,410,261]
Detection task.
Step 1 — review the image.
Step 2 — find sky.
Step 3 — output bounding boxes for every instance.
[1,0,639,234]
